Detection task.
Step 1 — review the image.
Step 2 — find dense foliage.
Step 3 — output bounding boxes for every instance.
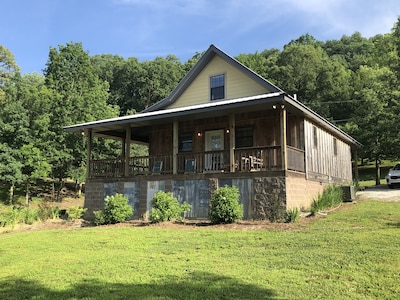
[94,194,133,225]
[310,184,344,216]
[149,191,191,223]
[1,17,400,202]
[209,185,243,224]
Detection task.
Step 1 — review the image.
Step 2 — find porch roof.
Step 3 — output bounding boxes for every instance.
[65,91,361,148]
[65,92,285,141]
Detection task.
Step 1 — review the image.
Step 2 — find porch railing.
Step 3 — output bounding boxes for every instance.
[287,146,305,172]
[89,145,304,178]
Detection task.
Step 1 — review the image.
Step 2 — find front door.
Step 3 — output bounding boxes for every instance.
[204,129,224,172]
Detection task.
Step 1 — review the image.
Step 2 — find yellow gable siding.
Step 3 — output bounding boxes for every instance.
[167,56,271,109]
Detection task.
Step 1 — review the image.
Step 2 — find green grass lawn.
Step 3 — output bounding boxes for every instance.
[1,200,399,299]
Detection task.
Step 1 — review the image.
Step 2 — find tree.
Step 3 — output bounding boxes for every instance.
[345,65,400,184]
[0,96,29,204]
[323,32,374,72]
[0,45,20,103]
[20,143,51,205]
[270,42,351,120]
[44,42,119,199]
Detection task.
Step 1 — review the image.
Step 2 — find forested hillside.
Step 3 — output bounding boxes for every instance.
[1,18,400,203]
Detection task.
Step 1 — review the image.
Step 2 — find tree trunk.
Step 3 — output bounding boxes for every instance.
[78,182,83,197]
[375,159,381,186]
[9,184,14,205]
[25,182,29,206]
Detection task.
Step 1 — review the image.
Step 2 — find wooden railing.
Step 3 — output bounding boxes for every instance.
[177,150,230,173]
[287,146,305,172]
[234,146,282,171]
[89,145,304,178]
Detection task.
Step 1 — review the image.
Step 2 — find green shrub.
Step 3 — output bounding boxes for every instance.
[149,191,191,223]
[209,185,243,224]
[66,206,87,220]
[38,201,54,221]
[311,184,343,216]
[94,194,133,225]
[24,208,39,225]
[284,207,300,223]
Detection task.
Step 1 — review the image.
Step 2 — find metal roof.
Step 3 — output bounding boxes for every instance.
[64,44,361,148]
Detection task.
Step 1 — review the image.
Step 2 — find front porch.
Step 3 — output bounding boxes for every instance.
[89,145,305,178]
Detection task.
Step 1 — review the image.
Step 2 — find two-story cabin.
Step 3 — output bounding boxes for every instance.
[65,45,360,220]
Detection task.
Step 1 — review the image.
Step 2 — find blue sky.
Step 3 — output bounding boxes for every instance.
[2,0,399,74]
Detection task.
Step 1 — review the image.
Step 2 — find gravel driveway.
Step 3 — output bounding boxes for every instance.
[357,185,400,202]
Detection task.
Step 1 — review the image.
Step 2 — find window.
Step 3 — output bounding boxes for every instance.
[179,134,193,152]
[313,126,318,148]
[333,138,337,156]
[210,74,225,100]
[236,127,253,148]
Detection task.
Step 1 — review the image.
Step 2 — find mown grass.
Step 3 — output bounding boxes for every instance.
[0,200,399,299]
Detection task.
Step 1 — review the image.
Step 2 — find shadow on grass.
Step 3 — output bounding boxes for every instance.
[386,222,400,228]
[0,272,277,299]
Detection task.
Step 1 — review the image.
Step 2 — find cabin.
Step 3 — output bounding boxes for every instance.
[65,45,360,220]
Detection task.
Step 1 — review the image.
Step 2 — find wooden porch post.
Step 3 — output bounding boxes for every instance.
[280,107,287,170]
[86,128,92,179]
[173,120,178,174]
[124,126,131,177]
[229,114,236,172]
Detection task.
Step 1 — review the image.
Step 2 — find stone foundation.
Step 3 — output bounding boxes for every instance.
[253,176,286,221]
[83,171,333,221]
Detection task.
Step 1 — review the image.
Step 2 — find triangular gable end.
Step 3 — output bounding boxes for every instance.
[143,44,283,112]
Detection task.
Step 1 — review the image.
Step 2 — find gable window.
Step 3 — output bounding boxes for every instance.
[210,74,225,100]
[179,134,193,152]
[236,127,253,148]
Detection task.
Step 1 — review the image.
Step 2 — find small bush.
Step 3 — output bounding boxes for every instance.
[311,184,343,216]
[66,206,87,220]
[94,194,133,225]
[285,207,300,223]
[24,208,39,225]
[149,191,191,223]
[209,185,243,224]
[38,201,54,221]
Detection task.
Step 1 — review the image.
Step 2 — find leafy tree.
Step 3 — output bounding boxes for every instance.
[271,42,351,120]
[44,42,119,199]
[345,65,400,184]
[20,143,51,205]
[138,55,184,111]
[0,144,22,204]
[0,45,20,103]
[0,94,29,203]
[323,32,374,72]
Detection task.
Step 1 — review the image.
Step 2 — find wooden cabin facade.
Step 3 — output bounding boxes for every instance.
[66,45,360,220]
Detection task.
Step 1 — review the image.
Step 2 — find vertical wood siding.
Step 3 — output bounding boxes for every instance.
[168,56,270,109]
[304,120,352,181]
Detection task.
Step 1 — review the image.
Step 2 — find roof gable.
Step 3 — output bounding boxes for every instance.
[143,44,283,112]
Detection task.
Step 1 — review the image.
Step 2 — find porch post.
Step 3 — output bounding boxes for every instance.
[86,128,92,179]
[280,107,287,170]
[124,126,131,177]
[229,114,236,172]
[173,120,178,174]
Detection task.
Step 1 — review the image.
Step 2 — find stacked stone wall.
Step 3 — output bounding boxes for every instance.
[253,176,286,221]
